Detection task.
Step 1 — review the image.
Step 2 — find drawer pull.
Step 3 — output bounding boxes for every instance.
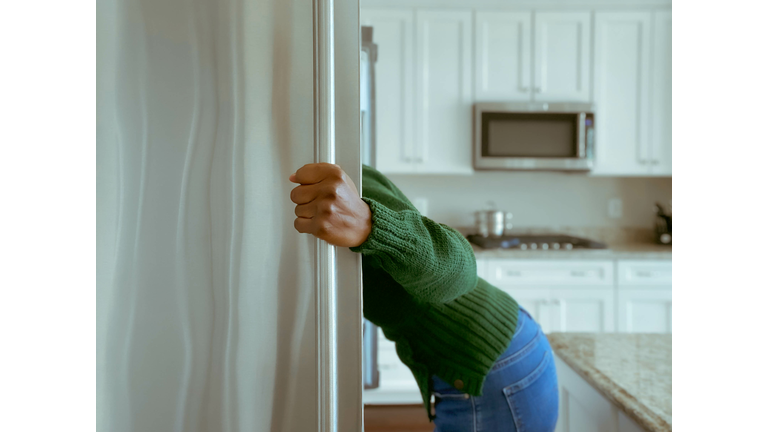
[570,270,586,277]
[505,270,523,277]
[636,271,653,277]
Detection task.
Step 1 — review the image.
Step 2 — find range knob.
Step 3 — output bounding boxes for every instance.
[564,243,574,250]
[519,244,528,250]
[541,243,549,250]
[552,243,561,250]
[530,243,538,250]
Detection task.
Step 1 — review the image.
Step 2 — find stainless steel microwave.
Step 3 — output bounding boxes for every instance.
[473,102,595,171]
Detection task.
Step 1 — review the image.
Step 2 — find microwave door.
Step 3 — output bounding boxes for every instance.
[474,103,595,171]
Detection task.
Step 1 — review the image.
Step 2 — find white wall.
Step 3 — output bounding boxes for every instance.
[386,172,671,229]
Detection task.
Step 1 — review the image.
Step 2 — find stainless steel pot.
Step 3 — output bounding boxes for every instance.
[475,210,513,238]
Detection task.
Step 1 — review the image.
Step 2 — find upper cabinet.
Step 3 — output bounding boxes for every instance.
[650,10,672,176]
[474,11,591,103]
[414,10,474,174]
[592,11,653,176]
[364,5,671,177]
[474,11,532,101]
[361,10,415,174]
[533,12,592,103]
[591,10,672,176]
[364,9,473,175]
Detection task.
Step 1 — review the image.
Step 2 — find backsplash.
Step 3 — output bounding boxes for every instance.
[385,172,672,230]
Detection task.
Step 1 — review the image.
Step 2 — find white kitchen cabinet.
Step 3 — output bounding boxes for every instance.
[616,260,672,286]
[500,287,614,334]
[486,259,614,287]
[592,9,672,177]
[474,11,591,103]
[554,355,646,432]
[361,9,415,174]
[592,11,653,176]
[414,10,474,174]
[474,11,532,102]
[506,288,554,332]
[617,289,672,333]
[650,10,672,175]
[550,288,616,332]
[533,12,592,103]
[617,260,672,333]
[476,258,489,279]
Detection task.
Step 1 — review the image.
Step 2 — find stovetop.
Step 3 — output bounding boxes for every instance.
[466,234,607,250]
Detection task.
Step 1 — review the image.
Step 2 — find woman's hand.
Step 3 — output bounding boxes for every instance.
[289,163,372,248]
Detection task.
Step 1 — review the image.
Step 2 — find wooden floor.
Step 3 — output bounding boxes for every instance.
[364,405,433,432]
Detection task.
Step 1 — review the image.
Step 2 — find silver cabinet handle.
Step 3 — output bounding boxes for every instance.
[551,299,561,305]
[534,87,542,93]
[520,86,530,92]
[570,270,586,277]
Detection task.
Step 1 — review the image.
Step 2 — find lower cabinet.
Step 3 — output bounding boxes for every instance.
[554,354,646,432]
[617,288,672,333]
[503,287,615,333]
[550,288,615,333]
[367,257,672,404]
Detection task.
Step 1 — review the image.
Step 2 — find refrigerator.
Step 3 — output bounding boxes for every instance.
[96,0,363,430]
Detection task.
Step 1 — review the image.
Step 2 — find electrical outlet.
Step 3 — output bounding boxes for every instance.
[413,198,428,217]
[608,198,623,219]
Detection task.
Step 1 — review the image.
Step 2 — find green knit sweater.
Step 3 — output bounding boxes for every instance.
[350,165,520,420]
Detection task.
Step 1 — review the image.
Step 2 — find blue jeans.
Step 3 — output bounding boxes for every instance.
[431,308,559,432]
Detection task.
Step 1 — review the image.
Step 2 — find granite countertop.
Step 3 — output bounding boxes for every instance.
[547,333,672,432]
[471,243,672,260]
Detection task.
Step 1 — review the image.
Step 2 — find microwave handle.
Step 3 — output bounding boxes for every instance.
[577,113,586,158]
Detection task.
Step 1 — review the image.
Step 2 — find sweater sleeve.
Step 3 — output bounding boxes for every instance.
[350,169,477,304]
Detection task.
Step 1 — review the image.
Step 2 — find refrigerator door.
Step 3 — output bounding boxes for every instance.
[97,0,362,430]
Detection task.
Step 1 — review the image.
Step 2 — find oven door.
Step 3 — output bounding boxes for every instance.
[474,102,595,171]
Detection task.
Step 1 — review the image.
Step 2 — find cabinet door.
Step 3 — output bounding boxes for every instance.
[474,11,532,102]
[592,12,653,176]
[499,287,553,333]
[361,10,415,174]
[554,355,621,432]
[617,288,672,333]
[650,10,672,176]
[533,12,592,102]
[550,288,615,332]
[415,10,473,174]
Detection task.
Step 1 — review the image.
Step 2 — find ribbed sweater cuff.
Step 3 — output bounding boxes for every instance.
[350,197,414,256]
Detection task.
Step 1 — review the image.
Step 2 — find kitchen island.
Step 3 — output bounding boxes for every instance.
[548,333,671,432]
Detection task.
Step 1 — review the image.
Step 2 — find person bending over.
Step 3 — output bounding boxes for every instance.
[289,162,559,432]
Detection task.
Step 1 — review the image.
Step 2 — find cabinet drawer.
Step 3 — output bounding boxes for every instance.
[617,260,672,286]
[486,260,614,286]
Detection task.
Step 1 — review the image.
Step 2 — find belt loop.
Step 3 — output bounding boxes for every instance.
[428,375,437,421]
